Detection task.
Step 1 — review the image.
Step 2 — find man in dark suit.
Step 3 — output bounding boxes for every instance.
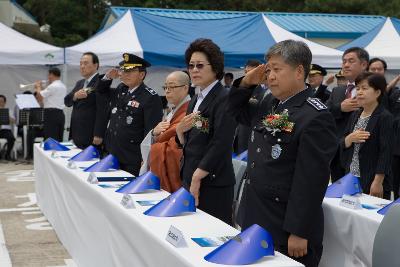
[96,53,163,176]
[308,64,330,103]
[64,52,108,149]
[228,40,337,267]
[326,47,369,181]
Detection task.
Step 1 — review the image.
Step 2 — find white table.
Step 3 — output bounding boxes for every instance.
[320,194,389,267]
[34,145,303,267]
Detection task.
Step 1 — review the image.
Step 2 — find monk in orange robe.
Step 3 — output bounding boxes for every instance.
[149,71,191,192]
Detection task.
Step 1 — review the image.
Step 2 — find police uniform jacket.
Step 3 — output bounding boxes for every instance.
[96,76,163,164]
[313,84,331,103]
[228,85,337,246]
[178,82,237,187]
[64,74,109,148]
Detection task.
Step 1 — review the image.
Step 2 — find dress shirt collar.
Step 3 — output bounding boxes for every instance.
[197,80,218,100]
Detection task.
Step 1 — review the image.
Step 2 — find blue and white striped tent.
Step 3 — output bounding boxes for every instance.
[339,17,400,69]
[66,9,342,68]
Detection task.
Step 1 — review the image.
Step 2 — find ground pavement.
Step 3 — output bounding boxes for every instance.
[0,161,76,267]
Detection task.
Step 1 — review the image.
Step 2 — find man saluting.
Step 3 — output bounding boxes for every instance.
[228,40,337,267]
[97,53,163,176]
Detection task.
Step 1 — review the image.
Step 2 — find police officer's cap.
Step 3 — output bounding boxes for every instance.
[335,69,345,79]
[309,64,327,76]
[120,53,151,71]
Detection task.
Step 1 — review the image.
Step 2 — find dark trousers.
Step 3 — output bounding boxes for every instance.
[27,127,44,159]
[392,155,400,199]
[120,159,141,177]
[184,182,234,226]
[0,129,15,158]
[44,109,64,142]
[330,148,345,182]
[277,243,323,267]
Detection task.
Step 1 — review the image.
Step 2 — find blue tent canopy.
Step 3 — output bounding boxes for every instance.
[131,11,273,67]
[66,9,342,68]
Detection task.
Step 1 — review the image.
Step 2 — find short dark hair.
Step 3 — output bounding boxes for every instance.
[83,52,100,70]
[49,67,61,77]
[266,40,312,80]
[245,59,261,68]
[0,94,6,102]
[185,38,224,80]
[368,57,387,71]
[224,72,233,79]
[355,72,387,103]
[343,47,369,63]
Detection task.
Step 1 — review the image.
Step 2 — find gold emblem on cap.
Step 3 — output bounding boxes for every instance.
[124,53,129,62]
[147,179,153,185]
[261,240,268,248]
[183,200,189,207]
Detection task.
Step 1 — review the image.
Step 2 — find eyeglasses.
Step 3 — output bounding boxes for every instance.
[162,85,186,91]
[188,63,211,70]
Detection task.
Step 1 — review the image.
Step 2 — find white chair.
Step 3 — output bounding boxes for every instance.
[372,203,400,267]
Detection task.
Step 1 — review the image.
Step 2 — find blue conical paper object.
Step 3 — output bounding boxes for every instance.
[144,187,195,217]
[205,224,274,265]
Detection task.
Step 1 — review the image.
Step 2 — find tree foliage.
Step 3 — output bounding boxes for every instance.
[15,0,400,47]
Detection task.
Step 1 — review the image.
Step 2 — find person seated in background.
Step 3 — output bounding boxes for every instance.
[308,64,331,103]
[0,95,15,161]
[341,72,393,200]
[223,72,234,90]
[149,71,191,192]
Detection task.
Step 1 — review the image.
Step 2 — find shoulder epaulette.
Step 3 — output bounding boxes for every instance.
[145,87,157,95]
[307,97,327,111]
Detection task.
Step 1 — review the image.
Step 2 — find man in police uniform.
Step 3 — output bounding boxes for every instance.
[96,53,163,176]
[228,40,337,267]
[308,63,330,103]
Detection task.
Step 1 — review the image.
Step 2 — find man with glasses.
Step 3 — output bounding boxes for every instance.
[64,52,108,150]
[96,53,163,176]
[147,71,191,192]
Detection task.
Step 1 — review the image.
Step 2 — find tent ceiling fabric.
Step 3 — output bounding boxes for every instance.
[262,14,342,68]
[339,18,400,69]
[131,11,273,68]
[0,22,64,65]
[66,10,343,68]
[66,10,143,66]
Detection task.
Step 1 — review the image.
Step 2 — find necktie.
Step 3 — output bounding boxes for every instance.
[345,84,355,99]
[83,80,89,88]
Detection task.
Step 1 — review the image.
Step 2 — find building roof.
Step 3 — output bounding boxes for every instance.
[100,7,386,39]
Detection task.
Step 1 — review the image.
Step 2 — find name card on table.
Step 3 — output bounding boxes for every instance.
[67,161,77,169]
[340,194,362,210]
[121,194,136,209]
[166,225,187,248]
[87,172,98,184]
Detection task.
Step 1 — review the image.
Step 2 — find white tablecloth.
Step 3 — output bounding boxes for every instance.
[320,195,389,267]
[34,145,303,267]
